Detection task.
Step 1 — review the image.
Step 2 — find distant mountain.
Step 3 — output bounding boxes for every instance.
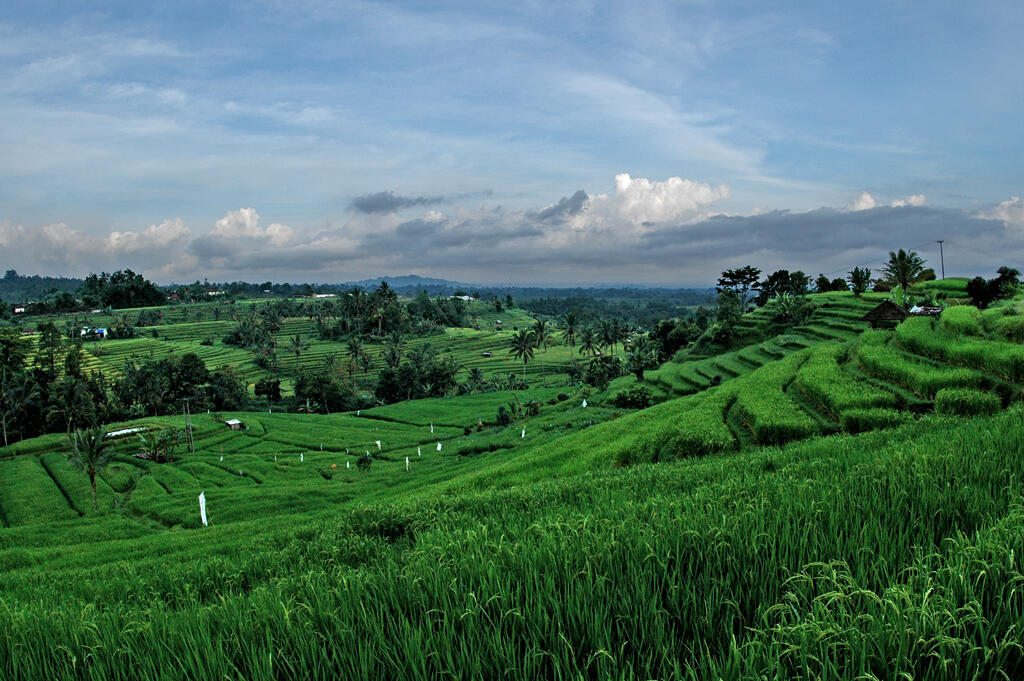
[338,275,473,291]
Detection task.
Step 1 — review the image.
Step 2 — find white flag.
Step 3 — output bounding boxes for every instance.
[430,422,434,433]
[521,428,526,438]
[405,456,409,471]
[582,399,588,408]
[300,452,304,462]
[274,455,277,462]
[375,440,381,450]
[346,460,350,469]
[198,492,208,527]
[436,442,442,451]
[220,455,223,462]
[417,446,421,456]
[357,410,361,416]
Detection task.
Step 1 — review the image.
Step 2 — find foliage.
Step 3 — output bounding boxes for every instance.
[794,343,898,416]
[138,428,183,463]
[80,269,166,309]
[583,355,622,390]
[965,266,1021,308]
[717,265,761,310]
[610,384,654,409]
[855,338,983,398]
[882,249,927,290]
[847,266,872,296]
[65,425,114,510]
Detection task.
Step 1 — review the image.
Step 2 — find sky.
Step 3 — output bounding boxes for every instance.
[1,0,1022,286]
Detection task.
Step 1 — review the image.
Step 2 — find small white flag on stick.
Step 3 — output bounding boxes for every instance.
[300,452,304,462]
[430,422,434,433]
[521,428,526,438]
[436,441,442,451]
[274,455,277,462]
[357,410,361,416]
[346,460,350,469]
[375,440,381,450]
[417,446,421,456]
[220,455,223,462]
[405,456,409,471]
[198,492,208,527]
[582,399,588,408]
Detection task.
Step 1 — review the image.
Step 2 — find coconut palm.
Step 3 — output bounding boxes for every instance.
[579,326,601,357]
[560,311,579,357]
[288,334,307,374]
[508,330,536,382]
[883,249,926,291]
[66,426,113,510]
[533,319,551,382]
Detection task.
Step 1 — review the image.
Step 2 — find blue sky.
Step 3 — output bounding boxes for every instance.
[1,0,1022,284]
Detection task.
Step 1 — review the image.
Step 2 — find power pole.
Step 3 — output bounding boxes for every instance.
[937,240,945,279]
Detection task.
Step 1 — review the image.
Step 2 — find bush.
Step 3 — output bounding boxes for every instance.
[611,385,654,409]
[840,408,914,434]
[934,388,1001,416]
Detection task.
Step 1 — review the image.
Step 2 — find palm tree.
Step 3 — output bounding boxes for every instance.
[508,330,536,383]
[599,319,616,356]
[579,326,600,357]
[883,249,926,291]
[66,426,113,510]
[533,319,550,382]
[288,334,307,374]
[560,311,578,358]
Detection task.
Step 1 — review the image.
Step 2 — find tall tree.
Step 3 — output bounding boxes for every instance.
[579,326,601,357]
[560,311,578,358]
[66,426,113,511]
[533,319,550,381]
[882,249,926,290]
[288,334,307,374]
[717,266,761,311]
[508,330,536,382]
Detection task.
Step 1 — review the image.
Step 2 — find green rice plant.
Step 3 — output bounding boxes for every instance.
[938,305,982,336]
[794,342,898,416]
[632,387,737,464]
[894,317,1024,382]
[934,388,1001,416]
[855,341,983,398]
[0,457,78,526]
[840,407,914,434]
[733,352,820,446]
[38,452,117,515]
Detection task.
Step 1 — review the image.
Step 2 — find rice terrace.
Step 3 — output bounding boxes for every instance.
[3,2,1024,680]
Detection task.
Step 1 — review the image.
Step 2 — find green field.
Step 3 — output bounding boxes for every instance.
[2,291,1024,679]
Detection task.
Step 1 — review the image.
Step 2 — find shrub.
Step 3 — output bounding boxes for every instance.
[934,388,1001,416]
[840,408,914,434]
[611,385,654,409]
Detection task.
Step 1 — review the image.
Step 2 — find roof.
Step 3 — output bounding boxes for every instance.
[863,300,909,322]
[909,305,944,316]
[225,419,243,426]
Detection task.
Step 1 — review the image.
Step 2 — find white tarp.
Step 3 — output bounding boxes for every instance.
[198,492,208,527]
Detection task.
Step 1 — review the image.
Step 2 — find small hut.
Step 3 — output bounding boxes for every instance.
[225,418,245,431]
[863,300,908,328]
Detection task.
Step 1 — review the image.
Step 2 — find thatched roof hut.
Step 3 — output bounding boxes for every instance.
[863,300,909,328]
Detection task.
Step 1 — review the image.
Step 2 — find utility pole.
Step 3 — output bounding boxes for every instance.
[937,240,945,279]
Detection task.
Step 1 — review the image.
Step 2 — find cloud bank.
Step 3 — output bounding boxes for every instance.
[2,175,1021,286]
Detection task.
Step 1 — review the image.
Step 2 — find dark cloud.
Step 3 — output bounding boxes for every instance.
[530,189,588,221]
[350,191,447,214]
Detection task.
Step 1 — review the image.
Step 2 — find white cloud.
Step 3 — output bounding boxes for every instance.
[847,191,877,211]
[210,208,295,246]
[575,173,730,229]
[105,218,190,253]
[988,196,1024,231]
[891,194,926,208]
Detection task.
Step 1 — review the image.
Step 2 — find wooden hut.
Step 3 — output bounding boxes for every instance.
[225,418,245,431]
[863,300,909,328]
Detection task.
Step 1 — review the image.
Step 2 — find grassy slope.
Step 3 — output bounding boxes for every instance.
[2,290,1023,679]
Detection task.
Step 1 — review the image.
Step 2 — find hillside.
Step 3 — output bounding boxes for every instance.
[1,287,1023,679]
